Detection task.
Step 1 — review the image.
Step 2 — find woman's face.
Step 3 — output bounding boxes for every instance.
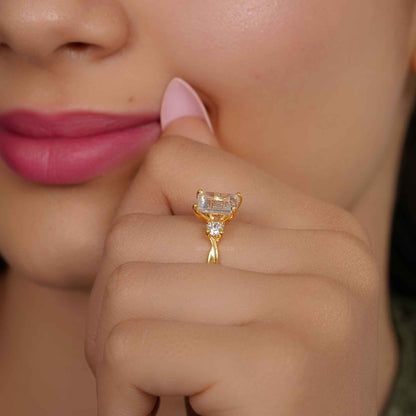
[0,0,414,288]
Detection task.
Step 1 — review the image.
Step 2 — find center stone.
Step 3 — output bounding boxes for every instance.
[197,191,240,216]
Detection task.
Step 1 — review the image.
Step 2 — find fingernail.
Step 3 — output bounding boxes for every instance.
[160,77,214,133]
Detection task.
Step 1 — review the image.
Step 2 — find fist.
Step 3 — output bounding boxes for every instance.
[84,78,379,416]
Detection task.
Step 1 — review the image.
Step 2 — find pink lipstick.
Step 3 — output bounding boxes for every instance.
[0,110,161,185]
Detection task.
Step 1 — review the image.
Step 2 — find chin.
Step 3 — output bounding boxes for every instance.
[0,184,124,291]
[8,256,97,291]
[26,271,95,291]
[1,232,104,291]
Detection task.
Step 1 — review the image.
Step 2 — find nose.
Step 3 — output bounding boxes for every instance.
[0,0,129,63]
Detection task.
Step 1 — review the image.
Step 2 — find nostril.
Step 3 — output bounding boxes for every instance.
[0,42,10,52]
[66,42,93,53]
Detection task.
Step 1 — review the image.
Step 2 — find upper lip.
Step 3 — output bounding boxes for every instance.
[0,110,160,138]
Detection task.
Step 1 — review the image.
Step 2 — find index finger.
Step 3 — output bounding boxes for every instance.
[112,121,370,246]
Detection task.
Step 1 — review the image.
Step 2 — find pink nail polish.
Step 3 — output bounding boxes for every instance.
[160,77,214,133]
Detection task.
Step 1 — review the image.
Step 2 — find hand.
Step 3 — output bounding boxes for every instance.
[84,78,379,415]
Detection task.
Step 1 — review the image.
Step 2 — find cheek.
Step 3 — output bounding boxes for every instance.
[150,0,350,88]
[147,0,407,207]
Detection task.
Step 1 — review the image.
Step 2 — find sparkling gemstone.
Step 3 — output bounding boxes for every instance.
[206,221,224,236]
[197,191,240,215]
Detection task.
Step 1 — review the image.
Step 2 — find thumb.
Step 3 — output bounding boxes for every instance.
[160,77,220,148]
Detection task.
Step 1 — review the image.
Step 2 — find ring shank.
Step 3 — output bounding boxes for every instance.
[207,235,219,263]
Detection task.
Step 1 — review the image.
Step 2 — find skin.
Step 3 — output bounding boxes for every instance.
[0,0,415,414]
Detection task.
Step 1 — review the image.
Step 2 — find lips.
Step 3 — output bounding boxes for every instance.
[0,110,161,185]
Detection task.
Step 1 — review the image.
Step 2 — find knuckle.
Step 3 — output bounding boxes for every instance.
[328,205,373,250]
[318,283,363,349]
[104,261,153,310]
[324,229,379,299]
[307,279,376,355]
[104,217,130,259]
[103,319,138,370]
[104,262,137,307]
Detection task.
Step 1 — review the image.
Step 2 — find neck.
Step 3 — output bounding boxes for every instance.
[0,104,412,415]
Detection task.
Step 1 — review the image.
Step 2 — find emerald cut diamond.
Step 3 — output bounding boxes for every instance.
[197,191,240,216]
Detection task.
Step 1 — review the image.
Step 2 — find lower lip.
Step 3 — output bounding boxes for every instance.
[0,121,161,185]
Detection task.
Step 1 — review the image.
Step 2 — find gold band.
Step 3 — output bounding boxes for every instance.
[192,189,242,264]
[207,235,219,263]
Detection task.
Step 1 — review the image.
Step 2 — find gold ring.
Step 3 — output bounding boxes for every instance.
[193,189,242,264]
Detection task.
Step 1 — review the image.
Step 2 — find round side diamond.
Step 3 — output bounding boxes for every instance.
[207,221,223,236]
